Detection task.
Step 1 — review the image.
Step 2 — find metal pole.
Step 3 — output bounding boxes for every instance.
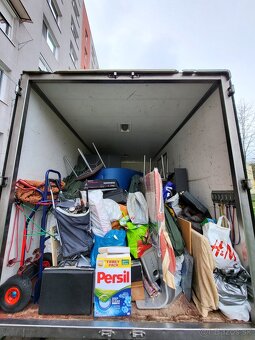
[143,155,146,176]
[161,154,166,179]
[149,158,152,172]
[92,142,106,168]
[63,156,78,177]
[78,148,92,172]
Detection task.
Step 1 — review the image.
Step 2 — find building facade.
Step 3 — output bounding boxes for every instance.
[0,0,98,178]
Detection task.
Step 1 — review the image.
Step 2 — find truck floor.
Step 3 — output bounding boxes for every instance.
[0,294,248,324]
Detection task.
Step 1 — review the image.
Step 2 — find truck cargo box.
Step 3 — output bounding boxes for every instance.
[0,70,255,339]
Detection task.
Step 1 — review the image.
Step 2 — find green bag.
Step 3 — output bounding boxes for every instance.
[126,222,151,259]
[164,206,185,256]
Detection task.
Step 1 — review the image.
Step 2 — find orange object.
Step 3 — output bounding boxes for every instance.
[111,221,121,230]
[15,179,65,204]
[119,204,128,216]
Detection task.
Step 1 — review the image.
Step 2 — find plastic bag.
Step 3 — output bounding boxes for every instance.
[103,199,122,222]
[90,229,127,267]
[202,216,240,269]
[126,222,151,259]
[214,266,251,321]
[127,192,149,224]
[88,190,112,237]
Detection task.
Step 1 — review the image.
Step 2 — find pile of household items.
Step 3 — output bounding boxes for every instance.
[0,148,251,321]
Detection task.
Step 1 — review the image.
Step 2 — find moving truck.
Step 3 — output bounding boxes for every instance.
[0,70,255,339]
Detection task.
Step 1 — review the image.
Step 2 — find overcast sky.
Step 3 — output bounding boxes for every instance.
[85,0,255,106]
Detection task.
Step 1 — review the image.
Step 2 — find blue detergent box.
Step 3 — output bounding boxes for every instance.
[94,249,131,317]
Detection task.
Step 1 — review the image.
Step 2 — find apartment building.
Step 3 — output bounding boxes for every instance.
[0,0,98,179]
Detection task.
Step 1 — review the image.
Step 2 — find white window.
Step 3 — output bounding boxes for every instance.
[42,20,58,57]
[47,0,61,26]
[70,42,77,67]
[0,69,7,102]
[38,56,52,72]
[71,16,78,41]
[72,0,79,19]
[0,12,11,37]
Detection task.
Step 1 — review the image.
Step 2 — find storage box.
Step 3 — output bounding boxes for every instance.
[94,248,131,317]
[39,267,94,315]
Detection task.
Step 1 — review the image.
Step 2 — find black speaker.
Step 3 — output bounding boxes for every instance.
[39,267,94,315]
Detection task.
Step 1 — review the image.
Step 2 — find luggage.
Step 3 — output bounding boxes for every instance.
[39,267,94,315]
[103,188,128,204]
[179,191,210,216]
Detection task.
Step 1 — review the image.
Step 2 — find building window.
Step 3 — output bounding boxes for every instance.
[0,12,11,37]
[42,20,58,57]
[70,42,77,67]
[38,56,52,72]
[71,16,78,41]
[85,29,88,40]
[72,0,79,19]
[47,0,61,26]
[0,69,7,102]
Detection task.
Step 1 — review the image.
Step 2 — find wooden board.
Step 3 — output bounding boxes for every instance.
[50,226,60,266]
[177,217,192,255]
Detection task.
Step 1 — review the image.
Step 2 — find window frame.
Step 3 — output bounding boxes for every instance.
[0,68,7,103]
[47,0,61,27]
[42,20,58,58]
[71,16,79,42]
[69,41,78,67]
[0,11,11,38]
[38,55,52,72]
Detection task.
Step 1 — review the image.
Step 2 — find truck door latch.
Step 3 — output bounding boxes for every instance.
[99,329,116,338]
[241,179,253,190]
[108,72,118,79]
[0,176,8,187]
[130,330,146,338]
[130,72,140,79]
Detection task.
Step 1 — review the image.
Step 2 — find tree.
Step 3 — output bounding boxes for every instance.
[237,100,255,163]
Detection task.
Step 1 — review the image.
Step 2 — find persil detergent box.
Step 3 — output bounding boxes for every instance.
[94,248,131,317]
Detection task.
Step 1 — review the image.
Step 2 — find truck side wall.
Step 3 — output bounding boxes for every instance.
[157,89,247,267]
[1,90,87,284]
[159,89,232,212]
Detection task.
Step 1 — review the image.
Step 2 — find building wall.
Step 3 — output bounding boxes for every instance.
[0,0,98,177]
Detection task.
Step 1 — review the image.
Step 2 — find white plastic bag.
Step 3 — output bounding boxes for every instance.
[127,192,149,224]
[103,198,122,222]
[88,190,111,236]
[202,216,240,269]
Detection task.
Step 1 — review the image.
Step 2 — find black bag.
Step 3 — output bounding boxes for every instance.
[54,203,93,258]
[103,188,128,204]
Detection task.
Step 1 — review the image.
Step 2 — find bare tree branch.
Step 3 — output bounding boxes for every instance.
[237,99,255,163]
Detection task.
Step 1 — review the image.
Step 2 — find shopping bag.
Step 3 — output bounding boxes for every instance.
[127,192,149,224]
[126,222,151,259]
[90,229,127,267]
[202,216,240,269]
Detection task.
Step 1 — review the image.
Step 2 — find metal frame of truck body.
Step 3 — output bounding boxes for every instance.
[0,70,255,339]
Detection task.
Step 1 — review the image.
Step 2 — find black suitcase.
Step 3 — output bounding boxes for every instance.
[39,267,94,315]
[103,188,128,204]
[179,191,210,217]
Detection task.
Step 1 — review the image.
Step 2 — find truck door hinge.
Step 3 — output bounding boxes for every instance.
[99,329,116,338]
[108,72,118,79]
[0,176,8,187]
[241,179,252,191]
[227,84,235,97]
[130,330,146,338]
